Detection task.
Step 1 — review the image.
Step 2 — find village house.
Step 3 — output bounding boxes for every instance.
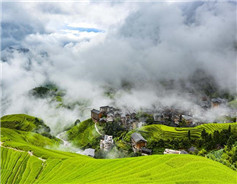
[121,115,126,125]
[114,111,122,119]
[100,135,114,152]
[100,106,110,114]
[130,112,137,119]
[131,133,151,155]
[131,133,147,151]
[91,106,139,130]
[91,109,102,122]
[173,114,182,125]
[82,148,95,157]
[106,113,114,122]
[99,117,107,123]
[211,98,227,108]
[163,149,188,154]
[130,119,140,129]
[153,107,199,127]
[153,113,164,122]
[188,146,198,153]
[182,115,194,125]
[140,147,152,155]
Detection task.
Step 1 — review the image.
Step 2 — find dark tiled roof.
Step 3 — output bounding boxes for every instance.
[83,148,95,157]
[100,106,109,108]
[141,147,152,154]
[131,133,147,143]
[180,150,188,154]
[91,109,100,114]
[211,98,225,103]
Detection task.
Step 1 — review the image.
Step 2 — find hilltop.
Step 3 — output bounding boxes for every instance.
[0,114,53,138]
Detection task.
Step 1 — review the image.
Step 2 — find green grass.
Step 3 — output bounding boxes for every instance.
[1,114,50,133]
[132,123,237,142]
[67,119,101,148]
[1,128,56,146]
[1,145,236,184]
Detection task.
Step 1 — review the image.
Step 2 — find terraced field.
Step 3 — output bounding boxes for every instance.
[1,146,236,184]
[67,119,102,148]
[138,123,237,141]
[1,114,50,134]
[1,118,237,183]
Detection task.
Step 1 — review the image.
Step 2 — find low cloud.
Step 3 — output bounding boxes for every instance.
[1,1,236,132]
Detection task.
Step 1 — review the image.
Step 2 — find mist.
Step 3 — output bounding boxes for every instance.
[1,1,236,133]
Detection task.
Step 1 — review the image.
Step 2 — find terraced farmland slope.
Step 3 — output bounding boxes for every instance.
[1,145,236,184]
[137,123,237,141]
[1,114,50,133]
[1,119,237,184]
[67,119,101,148]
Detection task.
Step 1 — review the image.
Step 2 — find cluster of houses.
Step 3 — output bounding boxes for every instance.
[153,97,232,126]
[80,135,115,158]
[91,106,142,130]
[202,97,227,109]
[153,108,190,126]
[91,96,230,129]
[91,106,154,155]
[87,98,231,158]
[98,132,152,155]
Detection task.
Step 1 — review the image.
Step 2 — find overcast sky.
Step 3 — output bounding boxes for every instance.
[1,1,236,132]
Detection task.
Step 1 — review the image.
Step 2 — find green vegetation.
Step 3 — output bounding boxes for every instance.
[207,141,237,170]
[30,84,91,112]
[136,123,237,142]
[1,114,50,135]
[1,125,78,160]
[123,123,237,162]
[67,119,102,149]
[1,115,237,183]
[1,145,236,184]
[1,128,57,147]
[30,83,65,100]
[103,120,126,138]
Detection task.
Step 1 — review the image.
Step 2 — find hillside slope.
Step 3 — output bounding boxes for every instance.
[67,119,102,149]
[1,125,237,184]
[1,114,50,134]
[130,123,237,142]
[1,119,237,184]
[1,145,236,184]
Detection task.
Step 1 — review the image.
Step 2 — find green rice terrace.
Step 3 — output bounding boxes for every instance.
[1,114,237,183]
[137,123,237,142]
[1,145,236,184]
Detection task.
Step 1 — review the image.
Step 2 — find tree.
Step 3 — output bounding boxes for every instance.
[227,136,235,151]
[158,139,165,147]
[188,130,191,140]
[103,121,126,138]
[213,130,220,145]
[201,129,208,140]
[198,148,207,156]
[228,125,231,134]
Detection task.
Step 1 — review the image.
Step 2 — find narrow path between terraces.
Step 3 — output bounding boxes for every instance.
[0,141,46,162]
[94,123,102,135]
[56,131,70,147]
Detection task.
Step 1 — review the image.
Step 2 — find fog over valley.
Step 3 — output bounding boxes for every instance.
[1,1,236,133]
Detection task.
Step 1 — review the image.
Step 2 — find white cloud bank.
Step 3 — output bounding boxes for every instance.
[1,1,236,133]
